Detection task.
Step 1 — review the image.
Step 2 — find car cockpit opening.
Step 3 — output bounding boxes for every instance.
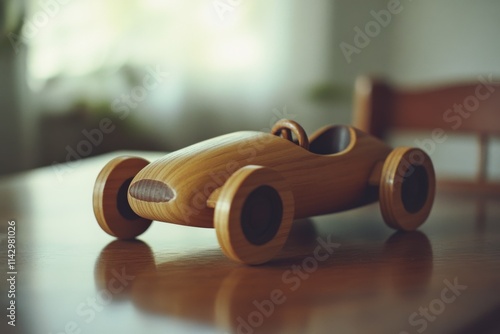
[309,126,352,155]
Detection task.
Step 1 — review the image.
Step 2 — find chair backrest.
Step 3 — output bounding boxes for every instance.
[353,75,500,191]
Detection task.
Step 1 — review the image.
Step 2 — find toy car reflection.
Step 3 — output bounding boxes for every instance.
[93,119,435,264]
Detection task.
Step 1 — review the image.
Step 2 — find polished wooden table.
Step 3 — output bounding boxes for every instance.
[1,152,499,334]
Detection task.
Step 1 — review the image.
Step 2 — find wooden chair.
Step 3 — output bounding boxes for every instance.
[353,75,500,193]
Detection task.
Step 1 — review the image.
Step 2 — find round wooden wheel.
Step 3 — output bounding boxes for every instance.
[379,147,435,231]
[93,156,152,239]
[214,166,294,265]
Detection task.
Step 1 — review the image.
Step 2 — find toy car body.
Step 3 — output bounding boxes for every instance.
[93,119,435,264]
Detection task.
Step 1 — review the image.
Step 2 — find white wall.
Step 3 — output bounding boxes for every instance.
[332,0,393,83]
[331,0,500,180]
[389,0,500,179]
[332,0,500,85]
[390,0,500,86]
[391,0,500,179]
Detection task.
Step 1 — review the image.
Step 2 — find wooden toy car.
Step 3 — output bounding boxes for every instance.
[93,119,435,264]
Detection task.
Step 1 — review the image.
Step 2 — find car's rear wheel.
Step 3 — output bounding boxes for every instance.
[214,166,294,265]
[93,156,152,239]
[379,147,435,231]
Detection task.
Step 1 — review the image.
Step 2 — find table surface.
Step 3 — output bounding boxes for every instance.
[1,151,499,334]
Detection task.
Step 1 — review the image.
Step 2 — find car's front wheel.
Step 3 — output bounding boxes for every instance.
[93,156,153,239]
[214,166,294,265]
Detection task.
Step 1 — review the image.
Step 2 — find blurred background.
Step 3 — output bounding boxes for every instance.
[1,0,499,180]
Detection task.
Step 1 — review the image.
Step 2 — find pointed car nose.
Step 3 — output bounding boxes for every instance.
[129,179,175,202]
